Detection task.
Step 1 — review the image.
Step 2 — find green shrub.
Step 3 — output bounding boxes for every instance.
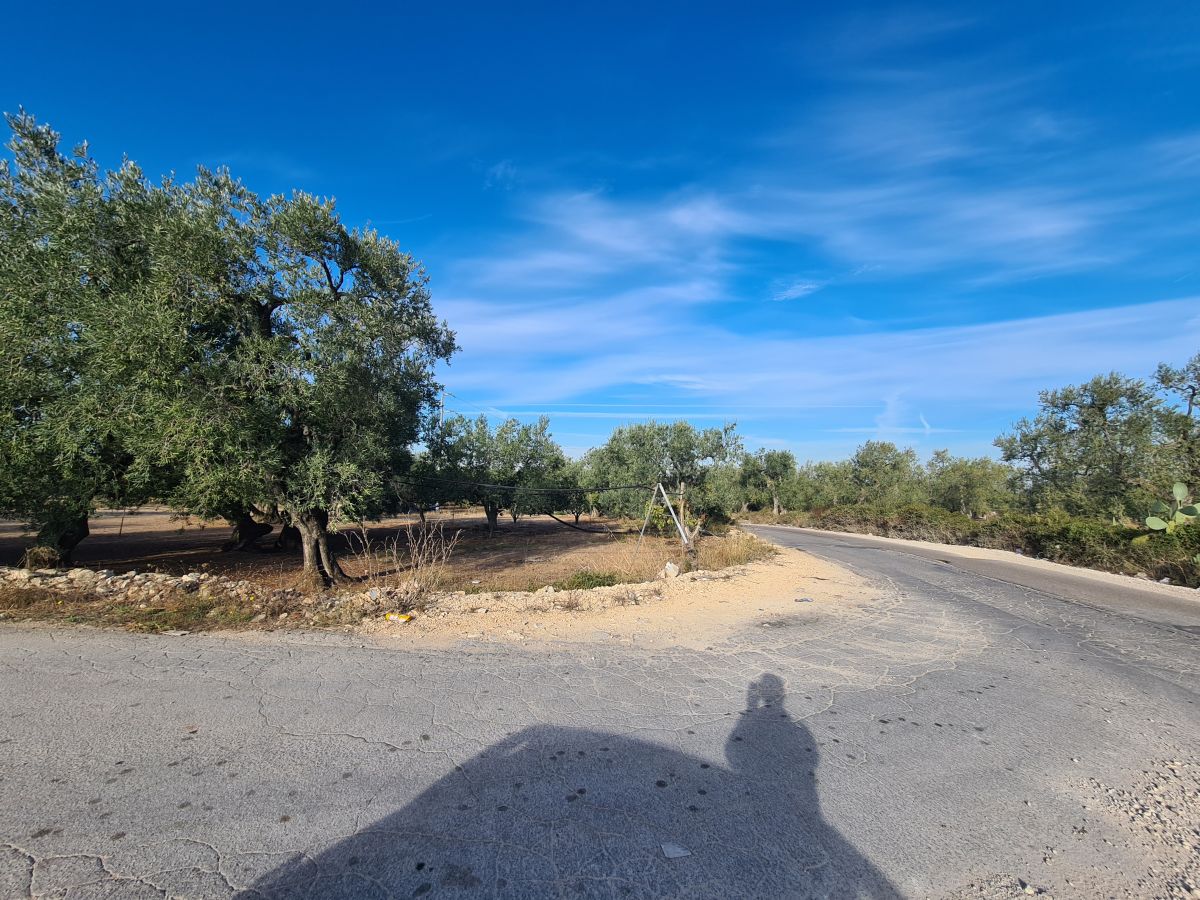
[553,570,621,591]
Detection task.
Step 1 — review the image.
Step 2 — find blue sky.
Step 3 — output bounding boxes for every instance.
[5,2,1200,459]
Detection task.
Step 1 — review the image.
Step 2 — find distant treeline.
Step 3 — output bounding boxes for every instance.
[405,350,1200,535]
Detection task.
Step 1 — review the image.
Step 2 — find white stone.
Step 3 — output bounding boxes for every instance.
[660,843,691,859]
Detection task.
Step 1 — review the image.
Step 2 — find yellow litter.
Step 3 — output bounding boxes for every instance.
[384,613,412,623]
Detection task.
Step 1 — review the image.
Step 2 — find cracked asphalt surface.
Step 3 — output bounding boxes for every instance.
[2,527,1199,899]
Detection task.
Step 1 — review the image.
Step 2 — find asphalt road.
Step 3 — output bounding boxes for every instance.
[2,528,1198,899]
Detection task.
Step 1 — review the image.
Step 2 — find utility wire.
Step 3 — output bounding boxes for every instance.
[391,475,657,496]
[543,512,630,534]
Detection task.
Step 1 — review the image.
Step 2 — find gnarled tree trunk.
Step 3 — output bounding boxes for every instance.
[221,509,274,552]
[275,525,301,552]
[294,509,348,590]
[24,509,90,569]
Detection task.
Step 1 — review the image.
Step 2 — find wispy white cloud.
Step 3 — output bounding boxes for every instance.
[425,21,1200,459]
[457,190,743,289]
[441,297,1200,440]
[484,159,518,190]
[772,280,824,301]
[1153,132,1200,172]
[820,10,977,60]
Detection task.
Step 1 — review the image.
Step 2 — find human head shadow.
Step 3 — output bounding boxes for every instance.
[241,674,898,899]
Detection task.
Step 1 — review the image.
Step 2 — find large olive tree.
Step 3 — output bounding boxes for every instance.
[1,113,456,586]
[160,189,456,587]
[0,112,223,563]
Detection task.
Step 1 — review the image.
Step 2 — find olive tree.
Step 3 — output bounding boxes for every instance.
[996,373,1160,519]
[741,449,798,515]
[588,421,742,527]
[0,113,456,585]
[426,415,566,534]
[0,113,230,563]
[848,441,924,506]
[162,190,456,586]
[924,450,1015,517]
[1155,353,1200,490]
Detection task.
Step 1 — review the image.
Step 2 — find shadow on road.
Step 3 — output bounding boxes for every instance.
[241,674,897,899]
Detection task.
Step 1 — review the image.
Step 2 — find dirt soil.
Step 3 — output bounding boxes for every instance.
[0,510,866,646]
[358,545,869,649]
[0,508,689,593]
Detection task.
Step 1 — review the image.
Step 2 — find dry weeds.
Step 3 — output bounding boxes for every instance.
[0,509,777,632]
[0,582,257,632]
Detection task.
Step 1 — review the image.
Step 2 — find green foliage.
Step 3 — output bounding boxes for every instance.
[643,504,677,538]
[0,113,455,580]
[925,450,1014,517]
[1145,483,1198,533]
[849,441,925,506]
[550,458,592,523]
[1155,353,1200,489]
[425,415,566,530]
[587,421,742,522]
[0,111,189,559]
[740,449,798,514]
[553,570,620,590]
[995,373,1162,520]
[742,444,1019,522]
[792,460,856,510]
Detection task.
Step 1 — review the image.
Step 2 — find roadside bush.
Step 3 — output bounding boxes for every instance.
[789,504,974,543]
[554,570,621,590]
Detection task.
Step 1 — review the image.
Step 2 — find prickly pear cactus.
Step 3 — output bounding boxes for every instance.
[1146,483,1199,533]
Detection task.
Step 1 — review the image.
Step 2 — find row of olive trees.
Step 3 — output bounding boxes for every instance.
[399,418,1013,529]
[728,444,1015,519]
[0,113,456,585]
[724,354,1200,523]
[395,419,743,537]
[329,354,1200,531]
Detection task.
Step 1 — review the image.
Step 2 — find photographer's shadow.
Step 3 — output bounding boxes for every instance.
[242,674,898,898]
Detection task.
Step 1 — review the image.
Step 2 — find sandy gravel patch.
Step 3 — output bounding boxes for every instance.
[359,546,872,649]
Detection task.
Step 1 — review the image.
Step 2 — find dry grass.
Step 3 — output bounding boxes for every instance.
[377,528,678,594]
[0,584,55,610]
[0,510,777,631]
[0,582,260,632]
[347,521,463,595]
[418,525,775,593]
[693,529,776,571]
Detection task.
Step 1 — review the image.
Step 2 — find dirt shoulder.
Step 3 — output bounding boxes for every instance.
[359,545,872,649]
[0,545,871,650]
